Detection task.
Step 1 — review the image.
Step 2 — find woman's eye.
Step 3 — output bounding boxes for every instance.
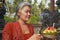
[25,11,31,13]
[25,11,28,13]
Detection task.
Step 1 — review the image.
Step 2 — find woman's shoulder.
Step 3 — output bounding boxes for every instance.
[27,23,34,33]
[27,23,33,27]
[27,23,34,29]
[3,22,14,32]
[4,22,14,28]
[5,21,18,25]
[5,22,14,25]
[5,22,13,26]
[27,23,32,26]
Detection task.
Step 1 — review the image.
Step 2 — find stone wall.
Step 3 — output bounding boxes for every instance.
[32,24,42,34]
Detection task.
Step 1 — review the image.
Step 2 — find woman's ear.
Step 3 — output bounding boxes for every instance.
[17,10,21,16]
[17,12,21,18]
[17,12,20,16]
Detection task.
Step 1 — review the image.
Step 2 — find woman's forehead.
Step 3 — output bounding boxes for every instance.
[19,6,31,11]
[16,2,31,13]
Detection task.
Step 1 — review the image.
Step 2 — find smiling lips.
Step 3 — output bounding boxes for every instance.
[26,15,30,19]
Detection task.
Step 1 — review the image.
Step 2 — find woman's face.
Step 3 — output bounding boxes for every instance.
[18,6,31,22]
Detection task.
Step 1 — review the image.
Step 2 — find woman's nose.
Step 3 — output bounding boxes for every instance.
[28,12,31,15]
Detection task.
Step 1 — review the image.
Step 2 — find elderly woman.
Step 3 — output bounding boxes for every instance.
[2,2,43,40]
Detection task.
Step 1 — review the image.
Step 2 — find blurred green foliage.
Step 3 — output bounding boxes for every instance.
[5,0,52,24]
[4,16,15,23]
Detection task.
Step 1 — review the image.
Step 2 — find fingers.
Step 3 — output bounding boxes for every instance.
[36,34,43,40]
[37,34,43,38]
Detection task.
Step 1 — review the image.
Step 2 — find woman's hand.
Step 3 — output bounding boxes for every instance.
[27,34,43,40]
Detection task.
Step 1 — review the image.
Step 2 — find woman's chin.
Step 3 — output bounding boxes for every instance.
[23,19,28,22]
[26,20,29,22]
[25,19,29,22]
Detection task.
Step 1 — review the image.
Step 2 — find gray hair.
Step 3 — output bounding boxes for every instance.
[16,2,31,14]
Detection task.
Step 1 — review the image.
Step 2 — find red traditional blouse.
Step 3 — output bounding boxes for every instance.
[2,22,34,40]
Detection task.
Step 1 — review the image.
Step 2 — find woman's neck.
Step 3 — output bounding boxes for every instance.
[18,19,27,25]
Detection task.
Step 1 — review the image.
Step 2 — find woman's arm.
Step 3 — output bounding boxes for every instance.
[27,34,43,40]
[2,22,13,40]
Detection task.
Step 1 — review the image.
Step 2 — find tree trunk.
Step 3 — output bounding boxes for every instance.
[50,0,55,13]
